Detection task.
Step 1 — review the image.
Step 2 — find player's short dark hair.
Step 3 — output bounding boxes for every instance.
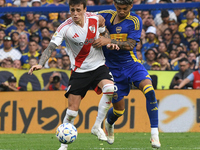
[114,0,133,5]
[69,0,86,8]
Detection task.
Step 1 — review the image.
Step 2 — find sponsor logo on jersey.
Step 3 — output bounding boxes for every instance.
[89,25,95,33]
[74,38,95,46]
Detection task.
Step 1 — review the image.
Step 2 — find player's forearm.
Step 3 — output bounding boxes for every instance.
[39,42,57,66]
[111,39,136,51]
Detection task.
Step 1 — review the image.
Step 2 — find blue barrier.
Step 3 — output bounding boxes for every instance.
[0,2,199,13]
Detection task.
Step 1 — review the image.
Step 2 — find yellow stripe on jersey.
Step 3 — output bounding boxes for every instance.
[110,34,127,41]
[129,51,140,63]
[98,10,115,15]
[126,15,140,30]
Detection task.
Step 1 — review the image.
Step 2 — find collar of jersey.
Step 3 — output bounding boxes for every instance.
[110,12,130,24]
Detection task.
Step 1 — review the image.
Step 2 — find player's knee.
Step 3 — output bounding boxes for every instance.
[102,84,114,98]
[113,108,125,117]
[143,85,156,101]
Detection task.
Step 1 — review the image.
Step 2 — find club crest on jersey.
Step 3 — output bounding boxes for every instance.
[53,32,57,37]
[116,26,122,33]
[89,25,95,33]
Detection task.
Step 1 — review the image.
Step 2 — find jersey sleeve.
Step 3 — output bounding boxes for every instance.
[127,15,143,42]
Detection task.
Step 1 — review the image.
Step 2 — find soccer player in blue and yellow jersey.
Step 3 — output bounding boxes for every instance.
[92,0,161,148]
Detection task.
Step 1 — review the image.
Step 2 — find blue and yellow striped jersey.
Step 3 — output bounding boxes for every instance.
[99,10,142,68]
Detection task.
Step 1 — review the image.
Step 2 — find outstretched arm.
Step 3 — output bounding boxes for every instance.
[28,42,57,75]
[174,78,191,89]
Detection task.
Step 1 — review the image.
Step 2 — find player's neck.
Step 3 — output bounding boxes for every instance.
[74,16,85,27]
[114,15,126,25]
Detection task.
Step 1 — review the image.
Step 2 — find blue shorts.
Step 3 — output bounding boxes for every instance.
[109,62,151,103]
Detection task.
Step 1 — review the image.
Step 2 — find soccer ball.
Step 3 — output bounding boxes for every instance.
[56,123,78,144]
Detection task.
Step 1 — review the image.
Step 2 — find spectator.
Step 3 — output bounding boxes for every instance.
[162,28,173,49]
[178,9,199,33]
[0,36,22,62]
[13,59,22,69]
[170,58,193,89]
[151,62,161,71]
[41,0,48,6]
[62,54,71,70]
[143,14,156,31]
[16,32,29,54]
[13,0,30,7]
[29,32,41,46]
[11,31,19,48]
[40,36,50,53]
[56,57,62,69]
[5,13,21,35]
[87,0,95,5]
[31,0,41,7]
[25,12,35,30]
[29,56,38,68]
[143,48,157,70]
[168,18,178,35]
[29,13,41,33]
[1,57,13,68]
[141,26,158,60]
[183,25,195,50]
[0,19,6,30]
[157,10,170,33]
[158,42,168,54]
[194,26,200,44]
[48,57,57,68]
[168,32,183,52]
[46,0,67,22]
[189,40,199,56]
[168,49,178,63]
[34,15,48,39]
[60,46,67,55]
[11,19,29,36]
[187,52,197,70]
[41,27,51,39]
[57,12,69,24]
[158,53,171,70]
[20,40,40,69]
[171,51,188,70]
[174,58,200,89]
[43,71,67,91]
[0,75,24,91]
[0,29,5,48]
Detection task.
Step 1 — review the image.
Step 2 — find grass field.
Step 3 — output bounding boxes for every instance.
[0,132,200,150]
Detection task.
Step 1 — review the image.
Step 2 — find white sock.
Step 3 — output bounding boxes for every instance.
[94,84,114,128]
[63,109,78,125]
[151,128,159,136]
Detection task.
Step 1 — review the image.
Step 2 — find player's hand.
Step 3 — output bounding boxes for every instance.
[93,36,111,48]
[28,65,43,75]
[106,44,120,50]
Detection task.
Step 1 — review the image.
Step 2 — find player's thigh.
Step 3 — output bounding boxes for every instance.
[129,62,152,89]
[65,71,91,98]
[92,65,114,89]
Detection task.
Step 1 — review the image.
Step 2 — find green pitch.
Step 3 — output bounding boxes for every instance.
[0,132,200,150]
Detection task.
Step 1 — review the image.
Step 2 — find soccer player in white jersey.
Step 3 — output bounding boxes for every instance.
[28,0,119,150]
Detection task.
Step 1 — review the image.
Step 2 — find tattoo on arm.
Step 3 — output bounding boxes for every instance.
[111,38,137,51]
[39,42,57,66]
[101,28,110,38]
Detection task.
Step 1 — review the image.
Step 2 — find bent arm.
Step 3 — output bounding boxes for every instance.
[111,38,137,51]
[39,42,57,66]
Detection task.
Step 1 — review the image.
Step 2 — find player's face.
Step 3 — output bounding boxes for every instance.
[114,3,133,19]
[70,4,86,25]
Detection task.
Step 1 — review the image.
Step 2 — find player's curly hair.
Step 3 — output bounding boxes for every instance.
[114,0,133,5]
[69,0,86,8]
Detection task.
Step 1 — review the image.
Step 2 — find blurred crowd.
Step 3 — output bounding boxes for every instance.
[0,0,200,90]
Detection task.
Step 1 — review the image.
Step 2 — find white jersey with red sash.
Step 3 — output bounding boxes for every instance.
[51,12,105,73]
